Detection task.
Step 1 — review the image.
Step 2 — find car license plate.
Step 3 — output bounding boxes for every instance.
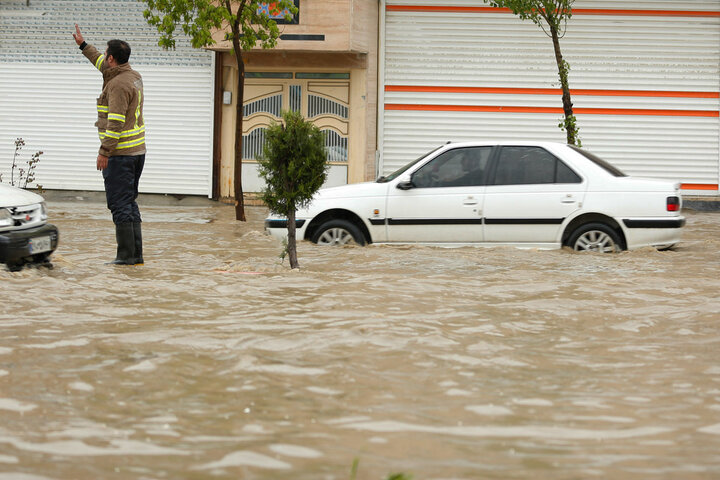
[29,236,52,254]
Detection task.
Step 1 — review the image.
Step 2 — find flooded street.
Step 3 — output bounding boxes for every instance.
[1,198,720,479]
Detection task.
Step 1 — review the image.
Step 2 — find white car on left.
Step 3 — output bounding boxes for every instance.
[0,183,58,271]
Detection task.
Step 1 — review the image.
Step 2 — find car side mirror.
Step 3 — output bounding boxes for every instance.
[396,174,414,190]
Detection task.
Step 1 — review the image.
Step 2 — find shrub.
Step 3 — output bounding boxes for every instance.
[257,110,328,269]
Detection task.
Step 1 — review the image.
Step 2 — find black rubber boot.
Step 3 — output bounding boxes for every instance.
[133,222,144,265]
[106,222,136,265]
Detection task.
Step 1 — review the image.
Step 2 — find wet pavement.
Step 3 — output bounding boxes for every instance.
[1,198,720,479]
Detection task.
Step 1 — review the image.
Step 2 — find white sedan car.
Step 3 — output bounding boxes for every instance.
[265,142,685,252]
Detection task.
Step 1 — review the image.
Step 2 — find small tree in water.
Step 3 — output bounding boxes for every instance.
[258,110,328,269]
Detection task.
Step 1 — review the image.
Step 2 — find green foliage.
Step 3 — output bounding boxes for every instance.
[485,0,580,145]
[141,0,297,50]
[278,237,288,263]
[349,458,413,480]
[1,138,44,191]
[486,0,574,34]
[257,110,328,217]
[386,474,413,480]
[350,457,359,480]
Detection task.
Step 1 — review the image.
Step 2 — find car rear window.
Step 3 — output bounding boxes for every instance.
[569,145,627,177]
[492,146,582,185]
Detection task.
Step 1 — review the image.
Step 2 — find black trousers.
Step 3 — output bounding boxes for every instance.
[103,154,145,225]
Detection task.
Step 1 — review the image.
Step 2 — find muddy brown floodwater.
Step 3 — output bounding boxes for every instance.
[1,199,720,480]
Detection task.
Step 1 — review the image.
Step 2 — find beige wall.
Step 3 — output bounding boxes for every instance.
[212,0,367,53]
[213,0,379,201]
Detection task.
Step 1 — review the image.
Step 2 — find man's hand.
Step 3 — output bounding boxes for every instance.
[97,154,108,171]
[73,24,84,46]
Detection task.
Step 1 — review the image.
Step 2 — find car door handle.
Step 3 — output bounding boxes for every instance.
[464,196,478,206]
[561,194,576,204]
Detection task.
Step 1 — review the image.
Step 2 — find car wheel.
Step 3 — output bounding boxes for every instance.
[6,261,24,272]
[31,253,54,269]
[311,219,366,246]
[568,223,623,253]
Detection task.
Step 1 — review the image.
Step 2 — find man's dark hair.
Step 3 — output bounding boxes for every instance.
[106,39,131,64]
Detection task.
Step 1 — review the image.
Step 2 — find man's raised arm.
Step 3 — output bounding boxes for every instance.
[73,24,105,71]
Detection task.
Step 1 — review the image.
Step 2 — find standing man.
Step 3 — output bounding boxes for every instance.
[73,24,145,265]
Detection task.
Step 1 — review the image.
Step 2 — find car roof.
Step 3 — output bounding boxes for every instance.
[440,140,569,149]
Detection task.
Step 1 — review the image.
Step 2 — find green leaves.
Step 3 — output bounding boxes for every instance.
[484,0,580,144]
[140,0,297,50]
[485,0,574,32]
[257,110,328,217]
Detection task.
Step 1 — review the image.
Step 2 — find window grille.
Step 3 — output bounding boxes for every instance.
[308,95,348,119]
[289,85,302,113]
[243,94,282,117]
[242,128,266,160]
[324,130,348,163]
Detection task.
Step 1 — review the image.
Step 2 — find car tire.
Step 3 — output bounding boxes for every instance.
[31,253,54,269]
[6,261,23,272]
[568,222,623,253]
[311,219,366,246]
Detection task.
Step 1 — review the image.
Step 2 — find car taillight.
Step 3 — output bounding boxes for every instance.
[667,196,680,212]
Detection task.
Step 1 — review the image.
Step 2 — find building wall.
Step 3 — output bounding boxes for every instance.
[379,0,720,196]
[0,0,215,196]
[213,0,379,200]
[212,0,356,53]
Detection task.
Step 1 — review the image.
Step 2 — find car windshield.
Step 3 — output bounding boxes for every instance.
[569,145,627,177]
[376,145,445,183]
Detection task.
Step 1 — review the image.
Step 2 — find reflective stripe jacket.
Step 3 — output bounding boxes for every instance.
[82,44,146,157]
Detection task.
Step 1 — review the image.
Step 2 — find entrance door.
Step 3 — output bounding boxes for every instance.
[242,73,350,192]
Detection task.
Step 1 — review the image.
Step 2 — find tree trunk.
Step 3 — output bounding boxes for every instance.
[287,209,299,269]
[550,25,578,145]
[231,20,246,221]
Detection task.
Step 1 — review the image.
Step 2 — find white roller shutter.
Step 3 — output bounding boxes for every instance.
[380,0,720,194]
[0,0,214,196]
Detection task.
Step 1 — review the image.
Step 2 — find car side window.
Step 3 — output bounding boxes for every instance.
[492,146,581,185]
[412,147,492,188]
[556,159,582,183]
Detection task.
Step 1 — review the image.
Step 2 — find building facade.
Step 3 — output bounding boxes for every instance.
[0,0,215,195]
[2,0,719,200]
[210,0,379,202]
[378,0,720,197]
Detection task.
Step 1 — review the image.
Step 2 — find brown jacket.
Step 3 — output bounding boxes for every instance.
[82,44,146,157]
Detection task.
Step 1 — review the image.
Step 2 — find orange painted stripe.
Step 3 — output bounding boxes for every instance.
[386,85,720,99]
[681,183,718,191]
[576,107,717,117]
[385,103,719,117]
[387,5,720,17]
[573,8,720,17]
[387,6,509,13]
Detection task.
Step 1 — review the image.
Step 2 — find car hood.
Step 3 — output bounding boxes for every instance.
[0,183,45,207]
[314,181,388,200]
[290,181,388,219]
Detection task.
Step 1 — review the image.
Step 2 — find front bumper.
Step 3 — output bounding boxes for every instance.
[264,217,308,241]
[0,223,59,264]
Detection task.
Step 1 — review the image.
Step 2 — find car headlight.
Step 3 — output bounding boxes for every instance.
[0,208,13,228]
[40,202,48,221]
